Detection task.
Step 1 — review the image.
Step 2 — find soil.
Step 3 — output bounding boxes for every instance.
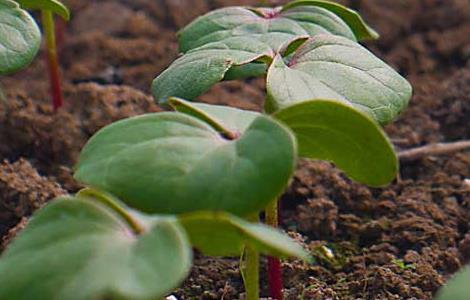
[0,0,469,299]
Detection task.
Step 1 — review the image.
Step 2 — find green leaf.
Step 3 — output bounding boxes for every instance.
[15,0,70,20]
[0,0,41,74]
[178,4,357,54]
[179,211,311,261]
[223,62,268,81]
[153,1,380,103]
[436,265,470,300]
[152,36,273,105]
[0,197,192,300]
[169,97,259,136]
[282,0,379,40]
[266,35,412,124]
[274,100,398,187]
[75,110,297,217]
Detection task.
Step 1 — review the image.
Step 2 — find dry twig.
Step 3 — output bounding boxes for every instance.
[398,140,470,161]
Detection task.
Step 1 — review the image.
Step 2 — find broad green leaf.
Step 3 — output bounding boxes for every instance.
[266,35,412,124]
[15,0,70,20]
[274,100,398,187]
[179,211,311,261]
[152,36,273,105]
[0,197,192,300]
[178,4,356,53]
[436,266,470,300]
[75,110,297,217]
[153,1,380,103]
[169,97,259,135]
[282,0,379,40]
[0,0,40,74]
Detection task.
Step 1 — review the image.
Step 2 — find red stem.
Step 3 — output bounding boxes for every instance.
[46,50,64,111]
[266,200,283,300]
[268,257,283,300]
[42,10,64,112]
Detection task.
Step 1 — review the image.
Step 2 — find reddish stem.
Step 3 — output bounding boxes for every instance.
[46,49,64,111]
[266,200,283,300]
[267,257,283,300]
[42,10,64,112]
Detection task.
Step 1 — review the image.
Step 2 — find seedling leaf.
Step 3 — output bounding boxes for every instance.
[15,0,70,20]
[274,100,398,187]
[178,4,357,54]
[0,197,192,300]
[179,211,311,261]
[266,35,412,124]
[0,0,41,74]
[153,1,374,103]
[169,97,259,135]
[282,0,379,40]
[436,265,470,300]
[152,37,273,105]
[75,110,296,217]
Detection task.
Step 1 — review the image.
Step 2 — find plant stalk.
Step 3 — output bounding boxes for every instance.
[41,10,64,111]
[266,200,283,300]
[244,244,260,300]
[242,214,261,300]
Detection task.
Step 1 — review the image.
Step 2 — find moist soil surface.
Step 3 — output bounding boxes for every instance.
[1,0,469,299]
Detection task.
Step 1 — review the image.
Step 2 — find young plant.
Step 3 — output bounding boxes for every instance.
[0,0,69,110]
[0,104,311,299]
[151,0,412,299]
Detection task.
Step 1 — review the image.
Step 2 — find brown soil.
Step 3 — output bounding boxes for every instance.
[0,0,469,299]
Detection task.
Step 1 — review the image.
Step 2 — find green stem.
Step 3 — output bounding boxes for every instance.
[244,244,260,300]
[265,200,278,228]
[41,10,64,111]
[242,214,260,300]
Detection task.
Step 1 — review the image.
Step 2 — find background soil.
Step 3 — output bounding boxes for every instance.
[0,0,469,299]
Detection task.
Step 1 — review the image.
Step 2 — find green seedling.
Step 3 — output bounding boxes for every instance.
[71,96,402,299]
[0,106,310,299]
[73,99,311,299]
[0,0,69,110]
[150,0,412,298]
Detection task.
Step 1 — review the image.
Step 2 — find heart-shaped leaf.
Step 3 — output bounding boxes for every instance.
[282,0,379,41]
[436,266,470,300]
[178,3,358,54]
[75,109,296,217]
[0,197,192,300]
[266,34,412,124]
[179,211,311,261]
[15,0,70,20]
[0,0,41,74]
[153,0,378,104]
[152,36,273,104]
[274,100,397,187]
